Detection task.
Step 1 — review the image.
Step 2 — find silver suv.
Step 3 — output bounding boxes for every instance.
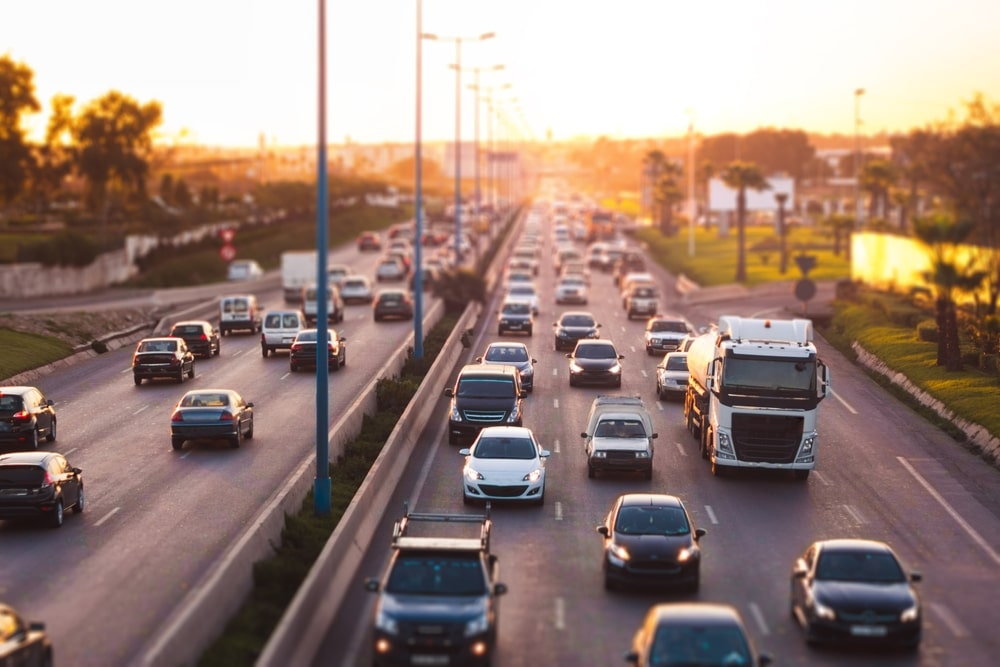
[260,309,306,357]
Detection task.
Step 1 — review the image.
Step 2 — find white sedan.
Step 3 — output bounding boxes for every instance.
[506,283,540,315]
[555,275,589,304]
[460,426,550,506]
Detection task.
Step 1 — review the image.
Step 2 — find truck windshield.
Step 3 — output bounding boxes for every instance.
[386,554,487,595]
[722,357,816,392]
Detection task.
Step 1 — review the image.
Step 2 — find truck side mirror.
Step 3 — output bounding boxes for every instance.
[580,432,589,438]
[651,433,658,439]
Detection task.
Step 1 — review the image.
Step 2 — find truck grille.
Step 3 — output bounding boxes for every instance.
[462,410,506,424]
[731,413,803,463]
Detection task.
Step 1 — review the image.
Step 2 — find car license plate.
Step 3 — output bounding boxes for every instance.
[0,488,27,496]
[850,624,887,637]
[282,336,294,343]
[411,656,449,666]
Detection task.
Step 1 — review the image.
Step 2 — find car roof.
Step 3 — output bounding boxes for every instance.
[486,342,529,351]
[0,386,36,396]
[0,451,59,465]
[182,388,235,396]
[558,310,596,319]
[476,425,533,438]
[140,336,184,343]
[647,602,744,626]
[574,339,615,348]
[619,493,684,509]
[458,364,518,378]
[815,538,894,554]
[171,320,211,328]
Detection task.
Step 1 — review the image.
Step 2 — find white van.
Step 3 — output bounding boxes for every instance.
[260,309,306,357]
[219,295,262,335]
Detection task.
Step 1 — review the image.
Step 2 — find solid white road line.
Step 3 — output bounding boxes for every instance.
[748,601,770,636]
[829,388,858,414]
[928,602,970,638]
[94,507,120,527]
[704,505,718,525]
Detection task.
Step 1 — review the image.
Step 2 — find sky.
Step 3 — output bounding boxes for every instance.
[3,0,999,148]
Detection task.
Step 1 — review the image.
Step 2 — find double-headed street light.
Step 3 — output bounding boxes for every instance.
[854,87,865,227]
[421,30,495,267]
[465,65,504,247]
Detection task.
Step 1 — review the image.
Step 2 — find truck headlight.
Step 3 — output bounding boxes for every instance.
[375,609,399,635]
[450,403,462,421]
[717,431,734,454]
[464,612,490,636]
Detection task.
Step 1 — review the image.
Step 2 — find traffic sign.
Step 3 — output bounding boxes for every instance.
[794,278,817,302]
[220,244,237,262]
[220,228,236,244]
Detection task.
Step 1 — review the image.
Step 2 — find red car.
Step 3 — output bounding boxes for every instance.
[357,231,382,252]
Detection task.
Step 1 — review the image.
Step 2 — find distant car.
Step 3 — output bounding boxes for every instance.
[555,275,589,305]
[656,352,689,401]
[497,298,534,336]
[0,386,56,451]
[597,493,706,592]
[375,257,407,282]
[624,603,770,667]
[505,283,540,315]
[327,263,353,288]
[503,269,535,291]
[476,341,537,392]
[170,388,255,450]
[790,538,922,649]
[219,294,262,336]
[644,315,694,356]
[0,602,53,665]
[132,337,195,385]
[340,275,375,304]
[289,328,347,372]
[227,259,264,281]
[625,283,659,320]
[169,320,220,358]
[301,283,345,325]
[373,289,414,321]
[567,339,623,387]
[0,450,83,528]
[459,426,550,506]
[357,231,382,252]
[260,309,306,357]
[553,311,601,351]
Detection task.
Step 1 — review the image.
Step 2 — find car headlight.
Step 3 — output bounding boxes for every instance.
[591,451,607,458]
[521,366,534,378]
[812,597,836,621]
[609,363,622,374]
[569,361,584,373]
[465,466,484,481]
[450,403,462,421]
[900,604,920,623]
[608,542,630,565]
[677,546,699,563]
[375,608,399,635]
[464,612,490,637]
[634,450,650,459]
[587,330,598,338]
[522,467,543,483]
[507,404,521,422]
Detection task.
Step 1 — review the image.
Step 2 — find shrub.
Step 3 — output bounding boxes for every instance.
[916,319,939,343]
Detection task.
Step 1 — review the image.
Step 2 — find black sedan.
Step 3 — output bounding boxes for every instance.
[0,386,56,451]
[567,339,623,387]
[597,493,705,592]
[373,289,414,321]
[169,319,221,358]
[0,602,53,666]
[790,538,922,649]
[132,337,195,385]
[553,310,601,351]
[0,451,84,528]
[625,602,770,667]
[289,328,347,372]
[170,389,255,450]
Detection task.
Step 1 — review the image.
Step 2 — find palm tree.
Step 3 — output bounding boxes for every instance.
[721,161,770,282]
[860,159,897,220]
[912,212,985,371]
[654,161,684,236]
[643,149,666,223]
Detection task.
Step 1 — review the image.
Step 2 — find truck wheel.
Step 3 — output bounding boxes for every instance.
[793,469,811,481]
[699,421,710,459]
[262,346,269,358]
[643,467,653,481]
[587,464,596,479]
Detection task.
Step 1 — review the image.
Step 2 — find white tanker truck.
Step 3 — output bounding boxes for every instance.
[683,316,830,480]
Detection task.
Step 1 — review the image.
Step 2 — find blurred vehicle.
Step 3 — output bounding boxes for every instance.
[132,337,195,385]
[624,283,660,320]
[511,246,540,275]
[444,364,525,446]
[289,328,347,372]
[582,395,657,480]
[0,386,56,451]
[373,289,415,321]
[597,493,706,592]
[599,244,627,273]
[476,341,537,391]
[260,309,306,357]
[170,388,255,450]
[340,275,375,304]
[644,315,694,356]
[219,294,262,335]
[555,275,589,305]
[168,320,220,359]
[0,450,83,528]
[553,311,601,351]
[505,283,540,315]
[327,263,353,288]
[409,264,440,292]
[226,259,264,281]
[567,339,623,387]
[620,272,656,307]
[357,231,382,252]
[459,426,549,505]
[384,249,413,274]
[0,602,52,666]
[656,352,689,401]
[301,283,345,325]
[503,269,535,291]
[497,298,534,337]
[560,260,591,285]
[554,246,583,274]
[375,257,407,282]
[790,538,922,649]
[624,603,770,667]
[613,250,647,285]
[586,241,609,269]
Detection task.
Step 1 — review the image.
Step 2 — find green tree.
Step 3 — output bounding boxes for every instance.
[721,161,770,282]
[0,55,41,205]
[72,90,163,218]
[27,94,75,213]
[859,158,897,220]
[653,163,684,236]
[912,212,986,371]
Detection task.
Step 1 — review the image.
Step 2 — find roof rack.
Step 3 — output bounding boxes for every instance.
[392,501,492,552]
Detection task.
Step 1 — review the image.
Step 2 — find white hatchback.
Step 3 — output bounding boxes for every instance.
[459,426,550,506]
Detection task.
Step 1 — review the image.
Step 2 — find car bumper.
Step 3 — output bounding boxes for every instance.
[0,495,61,519]
[569,371,621,386]
[588,455,652,474]
[604,557,699,588]
[134,366,185,379]
[805,616,922,647]
[464,478,543,503]
[646,341,681,353]
[372,629,494,667]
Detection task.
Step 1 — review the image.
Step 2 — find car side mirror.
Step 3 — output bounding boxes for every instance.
[72,467,82,475]
[565,353,572,359]
[580,432,589,438]
[443,388,454,397]
[474,356,483,363]
[518,390,527,398]
[596,525,610,537]
[910,571,923,583]
[459,448,471,456]
[618,354,624,359]
[596,323,602,328]
[651,433,658,439]
[363,578,380,593]
[792,560,809,577]
[246,402,254,408]
[694,528,707,540]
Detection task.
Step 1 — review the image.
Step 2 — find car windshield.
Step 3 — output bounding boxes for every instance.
[473,436,536,460]
[665,356,688,371]
[615,506,690,536]
[649,321,689,333]
[815,551,906,583]
[503,302,531,315]
[485,346,529,363]
[649,624,751,666]
[456,378,515,398]
[386,554,487,596]
[574,344,616,359]
[561,315,595,327]
[595,419,646,438]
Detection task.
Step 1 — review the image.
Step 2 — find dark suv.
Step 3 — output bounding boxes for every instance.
[0,451,84,528]
[0,386,57,451]
[444,365,525,446]
[168,320,220,358]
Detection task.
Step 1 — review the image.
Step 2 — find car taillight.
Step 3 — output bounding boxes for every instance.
[168,356,181,367]
[219,411,236,423]
[290,343,302,351]
[171,411,184,422]
[40,471,55,490]
[11,410,31,424]
[199,334,208,341]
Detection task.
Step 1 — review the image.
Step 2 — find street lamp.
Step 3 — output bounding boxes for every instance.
[422,30,495,266]
[775,191,789,274]
[464,64,504,252]
[854,87,865,227]
[481,83,511,217]
[413,0,425,358]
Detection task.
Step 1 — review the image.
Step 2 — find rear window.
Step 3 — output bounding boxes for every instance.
[0,395,24,414]
[0,465,45,486]
[223,300,249,314]
[138,340,177,353]
[171,325,201,336]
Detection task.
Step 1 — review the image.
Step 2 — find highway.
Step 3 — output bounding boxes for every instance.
[309,220,1000,666]
[0,242,441,667]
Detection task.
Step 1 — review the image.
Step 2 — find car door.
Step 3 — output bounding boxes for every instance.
[28,389,54,437]
[52,455,79,510]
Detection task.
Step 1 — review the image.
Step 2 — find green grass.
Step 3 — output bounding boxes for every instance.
[0,329,74,379]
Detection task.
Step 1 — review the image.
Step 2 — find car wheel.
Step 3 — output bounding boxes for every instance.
[188,364,195,379]
[643,467,653,481]
[73,485,85,513]
[331,356,340,371]
[134,375,142,386]
[48,499,64,528]
[686,575,700,594]
[31,427,39,449]
[177,369,185,383]
[46,418,57,442]
[657,385,665,401]
[603,573,615,591]
[710,456,727,478]
[527,327,533,336]
[615,377,622,388]
[341,352,346,368]
[569,376,577,387]
[262,346,269,358]
[497,326,504,336]
[245,419,254,440]
[290,363,297,372]
[587,464,595,479]
[534,488,545,506]
[214,343,220,357]
[462,493,473,506]
[230,432,241,449]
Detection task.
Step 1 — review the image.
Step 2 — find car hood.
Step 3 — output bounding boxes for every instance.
[379,592,489,621]
[468,457,542,478]
[482,360,531,373]
[614,533,693,559]
[591,436,649,452]
[813,581,917,611]
[557,326,597,335]
[573,358,618,370]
